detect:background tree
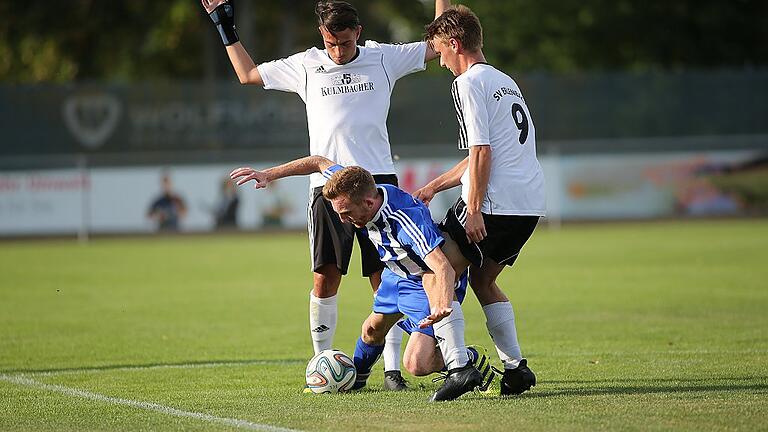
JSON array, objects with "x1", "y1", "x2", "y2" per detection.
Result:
[{"x1": 0, "y1": 0, "x2": 766, "y2": 83}]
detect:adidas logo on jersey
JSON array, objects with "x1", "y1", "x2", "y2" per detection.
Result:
[
  {"x1": 315, "y1": 66, "x2": 327, "y2": 73},
  {"x1": 311, "y1": 325, "x2": 330, "y2": 333}
]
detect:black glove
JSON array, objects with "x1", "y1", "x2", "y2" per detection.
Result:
[{"x1": 209, "y1": 1, "x2": 239, "y2": 46}]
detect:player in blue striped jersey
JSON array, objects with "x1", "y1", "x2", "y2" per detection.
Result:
[
  {"x1": 320, "y1": 164, "x2": 444, "y2": 282},
  {"x1": 231, "y1": 156, "x2": 485, "y2": 401}
]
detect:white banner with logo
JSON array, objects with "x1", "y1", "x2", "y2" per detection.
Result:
[
  {"x1": 0, "y1": 150, "x2": 764, "y2": 235},
  {"x1": 0, "y1": 165, "x2": 312, "y2": 235}
]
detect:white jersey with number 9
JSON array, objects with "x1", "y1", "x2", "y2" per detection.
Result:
[{"x1": 452, "y1": 63, "x2": 546, "y2": 216}]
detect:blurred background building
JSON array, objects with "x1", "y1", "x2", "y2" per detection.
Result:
[{"x1": 1, "y1": 0, "x2": 766, "y2": 236}]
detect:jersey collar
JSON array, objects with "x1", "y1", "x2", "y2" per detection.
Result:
[
  {"x1": 366, "y1": 186, "x2": 389, "y2": 228},
  {"x1": 324, "y1": 47, "x2": 361, "y2": 65},
  {"x1": 468, "y1": 61, "x2": 492, "y2": 70},
  {"x1": 348, "y1": 47, "x2": 361, "y2": 63}
]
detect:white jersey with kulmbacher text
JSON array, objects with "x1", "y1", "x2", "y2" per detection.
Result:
[
  {"x1": 452, "y1": 63, "x2": 546, "y2": 216},
  {"x1": 257, "y1": 41, "x2": 427, "y2": 188}
]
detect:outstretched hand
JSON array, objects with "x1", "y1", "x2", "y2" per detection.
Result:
[
  {"x1": 230, "y1": 167, "x2": 270, "y2": 189},
  {"x1": 201, "y1": 0, "x2": 228, "y2": 14},
  {"x1": 418, "y1": 305, "x2": 453, "y2": 329}
]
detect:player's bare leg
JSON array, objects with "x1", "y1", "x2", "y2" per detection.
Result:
[
  {"x1": 468, "y1": 261, "x2": 508, "y2": 305},
  {"x1": 469, "y1": 261, "x2": 536, "y2": 395},
  {"x1": 361, "y1": 312, "x2": 402, "y2": 345},
  {"x1": 440, "y1": 233, "x2": 472, "y2": 282},
  {"x1": 403, "y1": 332, "x2": 444, "y2": 376},
  {"x1": 309, "y1": 264, "x2": 342, "y2": 354}
]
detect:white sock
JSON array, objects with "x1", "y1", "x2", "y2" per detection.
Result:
[
  {"x1": 483, "y1": 302, "x2": 523, "y2": 369},
  {"x1": 309, "y1": 292, "x2": 337, "y2": 354},
  {"x1": 433, "y1": 301, "x2": 469, "y2": 370},
  {"x1": 383, "y1": 321, "x2": 403, "y2": 372}
]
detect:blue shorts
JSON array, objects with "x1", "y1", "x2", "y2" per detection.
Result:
[{"x1": 373, "y1": 269, "x2": 468, "y2": 338}]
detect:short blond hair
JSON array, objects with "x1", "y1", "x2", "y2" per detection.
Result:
[
  {"x1": 322, "y1": 166, "x2": 377, "y2": 203},
  {"x1": 425, "y1": 5, "x2": 483, "y2": 52}
]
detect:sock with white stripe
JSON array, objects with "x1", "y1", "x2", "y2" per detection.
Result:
[
  {"x1": 483, "y1": 301, "x2": 523, "y2": 369},
  {"x1": 383, "y1": 323, "x2": 403, "y2": 372},
  {"x1": 433, "y1": 301, "x2": 470, "y2": 370},
  {"x1": 309, "y1": 292, "x2": 337, "y2": 354}
]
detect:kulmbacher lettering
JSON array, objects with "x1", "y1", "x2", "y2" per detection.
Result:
[{"x1": 321, "y1": 82, "x2": 375, "y2": 97}]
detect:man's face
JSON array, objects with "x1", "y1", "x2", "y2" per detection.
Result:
[
  {"x1": 330, "y1": 194, "x2": 374, "y2": 228},
  {"x1": 432, "y1": 37, "x2": 460, "y2": 76},
  {"x1": 319, "y1": 26, "x2": 362, "y2": 65}
]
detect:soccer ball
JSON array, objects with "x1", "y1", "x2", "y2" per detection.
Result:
[{"x1": 305, "y1": 349, "x2": 357, "y2": 393}]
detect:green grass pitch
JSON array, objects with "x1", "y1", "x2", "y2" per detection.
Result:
[{"x1": 1, "y1": 220, "x2": 767, "y2": 431}]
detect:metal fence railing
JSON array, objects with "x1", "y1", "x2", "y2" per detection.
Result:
[{"x1": 2, "y1": 69, "x2": 767, "y2": 167}]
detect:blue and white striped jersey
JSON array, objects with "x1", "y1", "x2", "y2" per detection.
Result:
[{"x1": 322, "y1": 165, "x2": 444, "y2": 279}]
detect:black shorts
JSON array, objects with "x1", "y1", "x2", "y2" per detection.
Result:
[
  {"x1": 439, "y1": 197, "x2": 539, "y2": 268},
  {"x1": 309, "y1": 174, "x2": 398, "y2": 276}
]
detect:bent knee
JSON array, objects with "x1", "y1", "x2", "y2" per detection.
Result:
[
  {"x1": 360, "y1": 321, "x2": 386, "y2": 345},
  {"x1": 403, "y1": 352, "x2": 435, "y2": 376}
]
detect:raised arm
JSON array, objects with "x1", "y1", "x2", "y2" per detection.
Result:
[
  {"x1": 230, "y1": 156, "x2": 334, "y2": 189},
  {"x1": 435, "y1": 0, "x2": 451, "y2": 20},
  {"x1": 202, "y1": 0, "x2": 263, "y2": 86},
  {"x1": 225, "y1": 43, "x2": 264, "y2": 86},
  {"x1": 424, "y1": 0, "x2": 452, "y2": 62},
  {"x1": 413, "y1": 156, "x2": 468, "y2": 206}
]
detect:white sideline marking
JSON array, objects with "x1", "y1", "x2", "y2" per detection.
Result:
[
  {"x1": 21, "y1": 359, "x2": 303, "y2": 377},
  {"x1": 0, "y1": 374, "x2": 302, "y2": 432}
]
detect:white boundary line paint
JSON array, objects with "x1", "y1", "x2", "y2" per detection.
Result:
[
  {"x1": 18, "y1": 359, "x2": 303, "y2": 377},
  {"x1": 0, "y1": 373, "x2": 303, "y2": 432}
]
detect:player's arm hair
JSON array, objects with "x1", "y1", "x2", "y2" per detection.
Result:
[
  {"x1": 424, "y1": 156, "x2": 468, "y2": 194},
  {"x1": 225, "y1": 43, "x2": 264, "y2": 86},
  {"x1": 466, "y1": 145, "x2": 491, "y2": 215},
  {"x1": 422, "y1": 246, "x2": 457, "y2": 312},
  {"x1": 263, "y1": 156, "x2": 334, "y2": 182},
  {"x1": 231, "y1": 156, "x2": 334, "y2": 189},
  {"x1": 424, "y1": 0, "x2": 452, "y2": 62}
]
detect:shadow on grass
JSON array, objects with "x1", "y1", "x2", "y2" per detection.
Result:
[
  {"x1": 524, "y1": 376, "x2": 768, "y2": 398},
  {"x1": 0, "y1": 358, "x2": 305, "y2": 375},
  {"x1": 546, "y1": 376, "x2": 768, "y2": 385}
]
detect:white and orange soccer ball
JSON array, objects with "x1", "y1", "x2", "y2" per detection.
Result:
[{"x1": 305, "y1": 349, "x2": 357, "y2": 393}]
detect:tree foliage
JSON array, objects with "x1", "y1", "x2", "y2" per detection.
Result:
[
  {"x1": 0, "y1": 0, "x2": 766, "y2": 83},
  {"x1": 462, "y1": 0, "x2": 768, "y2": 72}
]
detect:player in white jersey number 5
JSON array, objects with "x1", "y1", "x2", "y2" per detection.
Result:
[
  {"x1": 415, "y1": 5, "x2": 546, "y2": 396},
  {"x1": 201, "y1": 0, "x2": 450, "y2": 390}
]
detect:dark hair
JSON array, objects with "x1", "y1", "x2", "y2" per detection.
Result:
[
  {"x1": 425, "y1": 5, "x2": 483, "y2": 52},
  {"x1": 315, "y1": 1, "x2": 360, "y2": 33}
]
